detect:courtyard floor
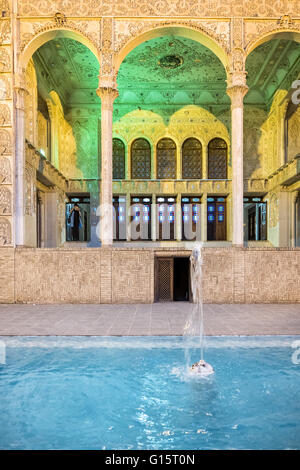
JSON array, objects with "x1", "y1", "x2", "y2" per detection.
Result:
[{"x1": 0, "y1": 303, "x2": 299, "y2": 336}]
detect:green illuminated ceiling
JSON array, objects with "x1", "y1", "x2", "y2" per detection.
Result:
[
  {"x1": 117, "y1": 36, "x2": 227, "y2": 96},
  {"x1": 116, "y1": 35, "x2": 229, "y2": 122},
  {"x1": 33, "y1": 38, "x2": 100, "y2": 107},
  {"x1": 246, "y1": 39, "x2": 300, "y2": 106},
  {"x1": 33, "y1": 35, "x2": 300, "y2": 113}
]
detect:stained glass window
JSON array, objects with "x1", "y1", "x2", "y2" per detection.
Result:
[
  {"x1": 157, "y1": 138, "x2": 176, "y2": 179},
  {"x1": 113, "y1": 139, "x2": 125, "y2": 180},
  {"x1": 131, "y1": 138, "x2": 151, "y2": 179},
  {"x1": 208, "y1": 138, "x2": 227, "y2": 179},
  {"x1": 182, "y1": 138, "x2": 202, "y2": 179}
]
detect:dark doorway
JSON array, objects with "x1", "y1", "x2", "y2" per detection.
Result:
[
  {"x1": 113, "y1": 195, "x2": 127, "y2": 241},
  {"x1": 243, "y1": 197, "x2": 267, "y2": 241},
  {"x1": 155, "y1": 256, "x2": 190, "y2": 302},
  {"x1": 173, "y1": 257, "x2": 190, "y2": 301},
  {"x1": 66, "y1": 195, "x2": 91, "y2": 242},
  {"x1": 248, "y1": 207, "x2": 256, "y2": 240}
]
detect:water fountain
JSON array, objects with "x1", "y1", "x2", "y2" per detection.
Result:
[{"x1": 184, "y1": 243, "x2": 214, "y2": 376}]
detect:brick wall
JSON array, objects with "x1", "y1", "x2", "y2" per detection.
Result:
[
  {"x1": 0, "y1": 248, "x2": 14, "y2": 303},
  {"x1": 0, "y1": 247, "x2": 298, "y2": 304}
]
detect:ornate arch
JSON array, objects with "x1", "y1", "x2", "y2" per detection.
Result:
[
  {"x1": 114, "y1": 21, "x2": 230, "y2": 76},
  {"x1": 19, "y1": 18, "x2": 101, "y2": 71},
  {"x1": 245, "y1": 23, "x2": 300, "y2": 57}
]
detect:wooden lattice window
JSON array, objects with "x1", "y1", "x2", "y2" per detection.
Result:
[
  {"x1": 208, "y1": 138, "x2": 227, "y2": 179},
  {"x1": 113, "y1": 138, "x2": 125, "y2": 180},
  {"x1": 131, "y1": 138, "x2": 151, "y2": 179},
  {"x1": 157, "y1": 138, "x2": 176, "y2": 179},
  {"x1": 182, "y1": 138, "x2": 202, "y2": 179}
]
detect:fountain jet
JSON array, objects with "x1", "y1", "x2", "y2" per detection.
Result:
[{"x1": 184, "y1": 243, "x2": 214, "y2": 376}]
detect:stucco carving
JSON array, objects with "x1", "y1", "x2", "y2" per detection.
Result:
[
  {"x1": 0, "y1": 186, "x2": 11, "y2": 215},
  {"x1": 0, "y1": 129, "x2": 11, "y2": 155},
  {"x1": 113, "y1": 106, "x2": 230, "y2": 155},
  {"x1": 100, "y1": 17, "x2": 115, "y2": 83},
  {"x1": 17, "y1": 1, "x2": 300, "y2": 18},
  {"x1": 287, "y1": 106, "x2": 300, "y2": 161},
  {"x1": 25, "y1": 59, "x2": 37, "y2": 145},
  {"x1": 0, "y1": 76, "x2": 11, "y2": 100},
  {"x1": 0, "y1": 217, "x2": 11, "y2": 245},
  {"x1": 0, "y1": 103, "x2": 11, "y2": 126},
  {"x1": 245, "y1": 17, "x2": 300, "y2": 52},
  {"x1": 0, "y1": 47, "x2": 11, "y2": 72},
  {"x1": 114, "y1": 19, "x2": 231, "y2": 55},
  {"x1": 25, "y1": 164, "x2": 36, "y2": 216},
  {"x1": 20, "y1": 17, "x2": 100, "y2": 55},
  {"x1": 0, "y1": 156, "x2": 11, "y2": 184},
  {"x1": 0, "y1": 18, "x2": 11, "y2": 44},
  {"x1": 269, "y1": 192, "x2": 279, "y2": 229},
  {"x1": 0, "y1": 0, "x2": 10, "y2": 16}
]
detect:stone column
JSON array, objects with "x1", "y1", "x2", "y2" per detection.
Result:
[
  {"x1": 88, "y1": 181, "x2": 101, "y2": 247},
  {"x1": 126, "y1": 192, "x2": 131, "y2": 242},
  {"x1": 176, "y1": 193, "x2": 182, "y2": 241},
  {"x1": 290, "y1": 191, "x2": 299, "y2": 247},
  {"x1": 176, "y1": 146, "x2": 181, "y2": 180},
  {"x1": 227, "y1": 81, "x2": 248, "y2": 247},
  {"x1": 201, "y1": 193, "x2": 207, "y2": 242},
  {"x1": 202, "y1": 144, "x2": 208, "y2": 180},
  {"x1": 151, "y1": 194, "x2": 156, "y2": 242},
  {"x1": 14, "y1": 82, "x2": 28, "y2": 247},
  {"x1": 97, "y1": 86, "x2": 119, "y2": 246}
]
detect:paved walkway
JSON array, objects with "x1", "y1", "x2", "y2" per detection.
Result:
[{"x1": 0, "y1": 303, "x2": 300, "y2": 336}]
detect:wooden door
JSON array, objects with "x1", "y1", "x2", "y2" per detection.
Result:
[
  {"x1": 215, "y1": 201, "x2": 226, "y2": 240},
  {"x1": 155, "y1": 258, "x2": 173, "y2": 302},
  {"x1": 207, "y1": 200, "x2": 226, "y2": 241}
]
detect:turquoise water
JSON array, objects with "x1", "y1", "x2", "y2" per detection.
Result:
[{"x1": 0, "y1": 336, "x2": 300, "y2": 450}]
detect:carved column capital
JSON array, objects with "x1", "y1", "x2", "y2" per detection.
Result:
[
  {"x1": 96, "y1": 86, "x2": 119, "y2": 110},
  {"x1": 226, "y1": 83, "x2": 249, "y2": 109}
]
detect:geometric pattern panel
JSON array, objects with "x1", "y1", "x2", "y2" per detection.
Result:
[
  {"x1": 157, "y1": 258, "x2": 172, "y2": 301},
  {"x1": 112, "y1": 250, "x2": 153, "y2": 303},
  {"x1": 182, "y1": 138, "x2": 202, "y2": 179},
  {"x1": 157, "y1": 138, "x2": 176, "y2": 179},
  {"x1": 131, "y1": 138, "x2": 151, "y2": 179},
  {"x1": 113, "y1": 138, "x2": 125, "y2": 180},
  {"x1": 208, "y1": 138, "x2": 227, "y2": 179}
]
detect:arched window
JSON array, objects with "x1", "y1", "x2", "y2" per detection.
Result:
[
  {"x1": 157, "y1": 138, "x2": 176, "y2": 179},
  {"x1": 113, "y1": 138, "x2": 125, "y2": 180},
  {"x1": 208, "y1": 138, "x2": 227, "y2": 179},
  {"x1": 182, "y1": 138, "x2": 202, "y2": 179},
  {"x1": 131, "y1": 138, "x2": 151, "y2": 179}
]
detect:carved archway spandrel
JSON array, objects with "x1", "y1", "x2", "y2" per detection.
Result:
[
  {"x1": 20, "y1": 13, "x2": 101, "y2": 64},
  {"x1": 245, "y1": 16, "x2": 300, "y2": 55},
  {"x1": 114, "y1": 19, "x2": 231, "y2": 66}
]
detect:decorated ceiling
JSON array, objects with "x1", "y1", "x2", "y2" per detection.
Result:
[
  {"x1": 246, "y1": 39, "x2": 300, "y2": 106},
  {"x1": 117, "y1": 36, "x2": 227, "y2": 94},
  {"x1": 33, "y1": 36, "x2": 300, "y2": 115},
  {"x1": 33, "y1": 38, "x2": 100, "y2": 108}
]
